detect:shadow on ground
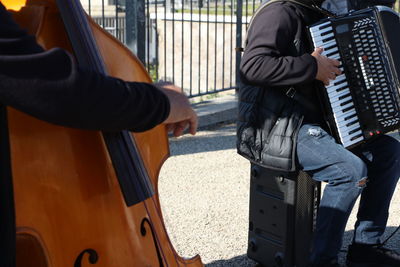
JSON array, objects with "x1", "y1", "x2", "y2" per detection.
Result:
[
  {"x1": 204, "y1": 226, "x2": 400, "y2": 267},
  {"x1": 205, "y1": 254, "x2": 257, "y2": 267},
  {"x1": 169, "y1": 124, "x2": 237, "y2": 156},
  {"x1": 169, "y1": 128, "x2": 400, "y2": 157}
]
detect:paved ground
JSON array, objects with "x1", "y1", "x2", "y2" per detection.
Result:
[{"x1": 158, "y1": 122, "x2": 400, "y2": 266}]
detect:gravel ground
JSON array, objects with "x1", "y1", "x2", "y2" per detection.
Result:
[{"x1": 158, "y1": 123, "x2": 400, "y2": 266}]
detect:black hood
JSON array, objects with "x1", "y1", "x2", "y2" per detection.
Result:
[
  {"x1": 349, "y1": 0, "x2": 396, "y2": 9},
  {"x1": 296, "y1": 0, "x2": 325, "y2": 6}
]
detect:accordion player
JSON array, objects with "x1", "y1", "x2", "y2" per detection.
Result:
[{"x1": 308, "y1": 5, "x2": 400, "y2": 149}]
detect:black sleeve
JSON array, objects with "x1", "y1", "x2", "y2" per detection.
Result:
[
  {"x1": 240, "y1": 3, "x2": 318, "y2": 87},
  {"x1": 0, "y1": 3, "x2": 170, "y2": 132}
]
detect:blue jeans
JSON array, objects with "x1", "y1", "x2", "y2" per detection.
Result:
[{"x1": 296, "y1": 124, "x2": 400, "y2": 265}]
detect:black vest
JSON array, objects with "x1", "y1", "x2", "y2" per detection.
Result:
[{"x1": 236, "y1": 1, "x2": 326, "y2": 171}]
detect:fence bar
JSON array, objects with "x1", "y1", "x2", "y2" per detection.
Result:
[
  {"x1": 146, "y1": 0, "x2": 150, "y2": 69},
  {"x1": 213, "y1": 0, "x2": 217, "y2": 92},
  {"x1": 190, "y1": 0, "x2": 193, "y2": 95},
  {"x1": 126, "y1": 0, "x2": 146, "y2": 63},
  {"x1": 222, "y1": 0, "x2": 226, "y2": 91},
  {"x1": 236, "y1": 0, "x2": 243, "y2": 85},
  {"x1": 154, "y1": 0, "x2": 159, "y2": 80},
  {"x1": 206, "y1": 0, "x2": 210, "y2": 93},
  {"x1": 230, "y1": 0, "x2": 233, "y2": 88},
  {"x1": 197, "y1": 2, "x2": 202, "y2": 95},
  {"x1": 164, "y1": 0, "x2": 167, "y2": 80},
  {"x1": 181, "y1": 5, "x2": 184, "y2": 90},
  {"x1": 102, "y1": 0, "x2": 105, "y2": 29},
  {"x1": 172, "y1": 0, "x2": 176, "y2": 84}
]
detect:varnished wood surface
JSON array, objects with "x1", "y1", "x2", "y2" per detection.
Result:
[{"x1": 4, "y1": 0, "x2": 203, "y2": 266}]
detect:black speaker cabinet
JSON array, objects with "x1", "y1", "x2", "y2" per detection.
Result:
[{"x1": 247, "y1": 164, "x2": 321, "y2": 267}]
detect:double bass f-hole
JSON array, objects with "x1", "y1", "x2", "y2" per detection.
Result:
[
  {"x1": 74, "y1": 249, "x2": 99, "y2": 267},
  {"x1": 141, "y1": 218, "x2": 164, "y2": 267},
  {"x1": 72, "y1": 219, "x2": 164, "y2": 267}
]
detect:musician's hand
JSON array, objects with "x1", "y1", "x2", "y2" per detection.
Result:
[
  {"x1": 312, "y1": 47, "x2": 341, "y2": 86},
  {"x1": 156, "y1": 82, "x2": 198, "y2": 137}
]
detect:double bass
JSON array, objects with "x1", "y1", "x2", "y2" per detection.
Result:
[{"x1": 1, "y1": 0, "x2": 203, "y2": 266}]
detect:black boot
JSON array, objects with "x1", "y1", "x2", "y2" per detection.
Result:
[
  {"x1": 347, "y1": 243, "x2": 400, "y2": 267},
  {"x1": 310, "y1": 259, "x2": 340, "y2": 267}
]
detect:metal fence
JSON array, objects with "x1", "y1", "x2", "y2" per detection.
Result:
[
  {"x1": 93, "y1": 16, "x2": 126, "y2": 43},
  {"x1": 82, "y1": 0, "x2": 255, "y2": 97},
  {"x1": 83, "y1": 0, "x2": 400, "y2": 98}
]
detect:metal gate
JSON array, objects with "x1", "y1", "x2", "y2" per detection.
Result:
[{"x1": 83, "y1": 0, "x2": 400, "y2": 98}]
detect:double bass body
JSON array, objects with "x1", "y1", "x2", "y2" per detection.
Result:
[{"x1": 3, "y1": 0, "x2": 203, "y2": 266}]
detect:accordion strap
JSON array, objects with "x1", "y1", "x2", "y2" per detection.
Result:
[{"x1": 284, "y1": 86, "x2": 319, "y2": 112}]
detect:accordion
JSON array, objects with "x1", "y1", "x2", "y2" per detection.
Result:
[{"x1": 308, "y1": 6, "x2": 400, "y2": 149}]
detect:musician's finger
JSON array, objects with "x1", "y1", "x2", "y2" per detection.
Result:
[
  {"x1": 328, "y1": 65, "x2": 341, "y2": 76},
  {"x1": 331, "y1": 58, "x2": 341, "y2": 66},
  {"x1": 177, "y1": 122, "x2": 190, "y2": 136},
  {"x1": 165, "y1": 122, "x2": 180, "y2": 136},
  {"x1": 173, "y1": 127, "x2": 185, "y2": 137},
  {"x1": 334, "y1": 67, "x2": 342, "y2": 76},
  {"x1": 166, "y1": 123, "x2": 174, "y2": 132},
  {"x1": 328, "y1": 72, "x2": 336, "y2": 80},
  {"x1": 168, "y1": 123, "x2": 182, "y2": 137},
  {"x1": 314, "y1": 47, "x2": 324, "y2": 55},
  {"x1": 188, "y1": 117, "x2": 198, "y2": 135},
  {"x1": 176, "y1": 121, "x2": 190, "y2": 137}
]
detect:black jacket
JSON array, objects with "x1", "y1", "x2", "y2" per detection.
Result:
[
  {"x1": 237, "y1": 1, "x2": 326, "y2": 171},
  {"x1": 0, "y1": 3, "x2": 170, "y2": 132}
]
